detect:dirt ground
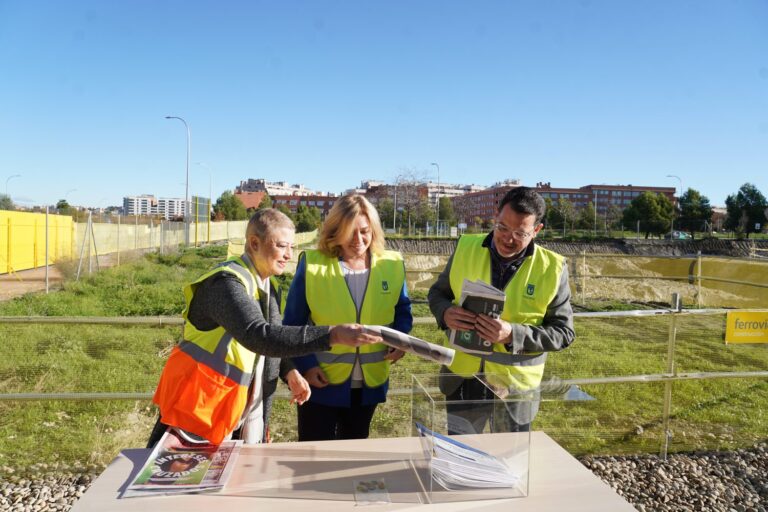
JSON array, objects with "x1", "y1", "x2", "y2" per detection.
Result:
[
  {"x1": 0, "y1": 266, "x2": 65, "y2": 301},
  {"x1": 0, "y1": 254, "x2": 116, "y2": 301}
]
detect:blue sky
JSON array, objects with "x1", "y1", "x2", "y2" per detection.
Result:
[{"x1": 1, "y1": 0, "x2": 767, "y2": 208}]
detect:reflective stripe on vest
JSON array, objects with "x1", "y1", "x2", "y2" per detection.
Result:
[
  {"x1": 303, "y1": 249, "x2": 405, "y2": 387},
  {"x1": 152, "y1": 254, "x2": 261, "y2": 444},
  {"x1": 446, "y1": 236, "x2": 563, "y2": 390}
]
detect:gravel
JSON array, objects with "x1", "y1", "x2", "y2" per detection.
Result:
[
  {"x1": 1, "y1": 444, "x2": 766, "y2": 511},
  {"x1": 580, "y1": 442, "x2": 768, "y2": 512}
]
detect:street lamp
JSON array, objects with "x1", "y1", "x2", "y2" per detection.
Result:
[
  {"x1": 165, "y1": 115, "x2": 191, "y2": 245},
  {"x1": 431, "y1": 162, "x2": 440, "y2": 235},
  {"x1": 5, "y1": 174, "x2": 20, "y2": 198},
  {"x1": 666, "y1": 174, "x2": 683, "y2": 233}
]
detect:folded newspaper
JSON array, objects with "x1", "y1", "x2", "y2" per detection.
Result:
[
  {"x1": 364, "y1": 325, "x2": 455, "y2": 366},
  {"x1": 449, "y1": 279, "x2": 506, "y2": 355},
  {"x1": 415, "y1": 422, "x2": 519, "y2": 490},
  {"x1": 122, "y1": 430, "x2": 242, "y2": 498}
]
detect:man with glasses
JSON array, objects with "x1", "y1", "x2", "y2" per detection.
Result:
[{"x1": 428, "y1": 186, "x2": 575, "y2": 434}]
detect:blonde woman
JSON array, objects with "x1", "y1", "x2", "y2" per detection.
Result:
[{"x1": 284, "y1": 195, "x2": 413, "y2": 441}]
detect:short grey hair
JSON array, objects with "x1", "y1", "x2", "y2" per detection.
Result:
[{"x1": 245, "y1": 209, "x2": 294, "y2": 240}]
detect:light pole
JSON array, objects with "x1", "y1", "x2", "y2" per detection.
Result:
[
  {"x1": 5, "y1": 174, "x2": 20, "y2": 198},
  {"x1": 593, "y1": 190, "x2": 598, "y2": 237},
  {"x1": 165, "y1": 115, "x2": 191, "y2": 245},
  {"x1": 431, "y1": 162, "x2": 440, "y2": 235},
  {"x1": 666, "y1": 174, "x2": 682, "y2": 234}
]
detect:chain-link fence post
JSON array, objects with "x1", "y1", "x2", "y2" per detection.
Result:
[
  {"x1": 696, "y1": 251, "x2": 702, "y2": 308},
  {"x1": 581, "y1": 251, "x2": 587, "y2": 304},
  {"x1": 660, "y1": 292, "x2": 681, "y2": 459}
]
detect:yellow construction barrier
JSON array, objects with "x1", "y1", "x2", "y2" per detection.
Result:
[{"x1": 0, "y1": 211, "x2": 73, "y2": 275}]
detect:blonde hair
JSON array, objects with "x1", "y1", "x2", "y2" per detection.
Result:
[
  {"x1": 318, "y1": 194, "x2": 386, "y2": 257},
  {"x1": 246, "y1": 208, "x2": 294, "y2": 241}
]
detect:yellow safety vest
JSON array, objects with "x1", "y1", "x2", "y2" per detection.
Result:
[
  {"x1": 153, "y1": 254, "x2": 261, "y2": 444},
  {"x1": 447, "y1": 235, "x2": 564, "y2": 390},
  {"x1": 304, "y1": 249, "x2": 405, "y2": 387}
]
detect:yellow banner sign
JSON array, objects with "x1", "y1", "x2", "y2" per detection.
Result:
[{"x1": 725, "y1": 311, "x2": 768, "y2": 344}]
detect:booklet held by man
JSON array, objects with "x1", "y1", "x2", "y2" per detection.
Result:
[
  {"x1": 122, "y1": 429, "x2": 242, "y2": 498},
  {"x1": 449, "y1": 279, "x2": 506, "y2": 355}
]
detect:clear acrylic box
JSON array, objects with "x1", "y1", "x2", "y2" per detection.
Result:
[{"x1": 410, "y1": 373, "x2": 533, "y2": 503}]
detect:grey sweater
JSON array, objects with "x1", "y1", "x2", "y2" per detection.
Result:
[{"x1": 186, "y1": 271, "x2": 332, "y2": 440}]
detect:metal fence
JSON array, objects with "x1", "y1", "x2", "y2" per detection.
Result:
[
  {"x1": 0, "y1": 304, "x2": 766, "y2": 468},
  {"x1": 402, "y1": 252, "x2": 768, "y2": 309}
]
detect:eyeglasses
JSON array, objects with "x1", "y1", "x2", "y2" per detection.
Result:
[{"x1": 494, "y1": 223, "x2": 536, "y2": 242}]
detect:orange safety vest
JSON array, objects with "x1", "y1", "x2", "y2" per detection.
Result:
[{"x1": 152, "y1": 254, "x2": 261, "y2": 444}]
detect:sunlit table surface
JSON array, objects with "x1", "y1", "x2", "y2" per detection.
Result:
[{"x1": 70, "y1": 431, "x2": 634, "y2": 511}]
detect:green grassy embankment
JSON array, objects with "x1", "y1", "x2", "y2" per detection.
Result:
[{"x1": 0, "y1": 245, "x2": 766, "y2": 474}]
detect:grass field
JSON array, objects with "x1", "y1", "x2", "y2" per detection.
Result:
[{"x1": 0, "y1": 245, "x2": 766, "y2": 474}]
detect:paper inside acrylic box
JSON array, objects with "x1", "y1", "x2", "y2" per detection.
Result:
[
  {"x1": 122, "y1": 429, "x2": 242, "y2": 498},
  {"x1": 415, "y1": 422, "x2": 519, "y2": 490},
  {"x1": 449, "y1": 279, "x2": 506, "y2": 355}
]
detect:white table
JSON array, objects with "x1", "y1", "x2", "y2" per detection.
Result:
[{"x1": 71, "y1": 432, "x2": 635, "y2": 511}]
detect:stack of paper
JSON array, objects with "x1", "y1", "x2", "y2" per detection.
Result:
[{"x1": 415, "y1": 423, "x2": 519, "y2": 490}]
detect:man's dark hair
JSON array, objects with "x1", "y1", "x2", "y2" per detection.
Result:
[{"x1": 498, "y1": 186, "x2": 546, "y2": 224}]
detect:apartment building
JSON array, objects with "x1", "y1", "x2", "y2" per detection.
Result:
[
  {"x1": 122, "y1": 195, "x2": 156, "y2": 216},
  {"x1": 237, "y1": 179, "x2": 318, "y2": 196},
  {"x1": 535, "y1": 183, "x2": 676, "y2": 215},
  {"x1": 271, "y1": 194, "x2": 338, "y2": 217},
  {"x1": 452, "y1": 180, "x2": 521, "y2": 224}
]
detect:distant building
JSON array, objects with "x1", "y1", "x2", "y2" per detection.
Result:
[
  {"x1": 122, "y1": 195, "x2": 187, "y2": 220},
  {"x1": 235, "y1": 190, "x2": 267, "y2": 210},
  {"x1": 157, "y1": 197, "x2": 187, "y2": 220},
  {"x1": 271, "y1": 194, "x2": 338, "y2": 218},
  {"x1": 452, "y1": 180, "x2": 521, "y2": 225},
  {"x1": 535, "y1": 182, "x2": 676, "y2": 215},
  {"x1": 123, "y1": 195, "x2": 156, "y2": 216},
  {"x1": 237, "y1": 179, "x2": 319, "y2": 197}
]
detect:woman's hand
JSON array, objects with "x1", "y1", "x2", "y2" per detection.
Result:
[
  {"x1": 329, "y1": 324, "x2": 383, "y2": 347},
  {"x1": 285, "y1": 369, "x2": 311, "y2": 405},
  {"x1": 384, "y1": 348, "x2": 405, "y2": 363},
  {"x1": 303, "y1": 366, "x2": 330, "y2": 388}
]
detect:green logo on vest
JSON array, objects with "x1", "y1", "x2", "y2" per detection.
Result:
[
  {"x1": 526, "y1": 284, "x2": 535, "y2": 296},
  {"x1": 382, "y1": 280, "x2": 389, "y2": 292}
]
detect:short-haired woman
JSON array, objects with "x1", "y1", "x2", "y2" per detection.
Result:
[
  {"x1": 284, "y1": 195, "x2": 413, "y2": 441},
  {"x1": 148, "y1": 208, "x2": 381, "y2": 447}
]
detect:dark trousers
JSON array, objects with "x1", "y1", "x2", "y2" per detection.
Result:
[
  {"x1": 297, "y1": 388, "x2": 378, "y2": 441},
  {"x1": 445, "y1": 378, "x2": 531, "y2": 435}
]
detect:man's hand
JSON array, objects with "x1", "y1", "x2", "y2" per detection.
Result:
[
  {"x1": 329, "y1": 324, "x2": 383, "y2": 347},
  {"x1": 384, "y1": 348, "x2": 405, "y2": 363},
  {"x1": 303, "y1": 366, "x2": 329, "y2": 388},
  {"x1": 474, "y1": 314, "x2": 512, "y2": 344},
  {"x1": 443, "y1": 306, "x2": 477, "y2": 331},
  {"x1": 285, "y1": 369, "x2": 311, "y2": 405}
]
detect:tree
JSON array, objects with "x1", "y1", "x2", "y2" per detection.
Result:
[
  {"x1": 577, "y1": 202, "x2": 597, "y2": 231},
  {"x1": 56, "y1": 199, "x2": 72, "y2": 216},
  {"x1": 678, "y1": 188, "x2": 713, "y2": 238},
  {"x1": 376, "y1": 198, "x2": 395, "y2": 231},
  {"x1": 0, "y1": 194, "x2": 14, "y2": 211},
  {"x1": 438, "y1": 197, "x2": 456, "y2": 226},
  {"x1": 214, "y1": 191, "x2": 248, "y2": 220},
  {"x1": 725, "y1": 183, "x2": 767, "y2": 238},
  {"x1": 276, "y1": 204, "x2": 293, "y2": 220},
  {"x1": 548, "y1": 198, "x2": 576, "y2": 233},
  {"x1": 257, "y1": 194, "x2": 273, "y2": 210},
  {"x1": 622, "y1": 192, "x2": 674, "y2": 238},
  {"x1": 294, "y1": 204, "x2": 321, "y2": 233},
  {"x1": 414, "y1": 198, "x2": 436, "y2": 233},
  {"x1": 605, "y1": 204, "x2": 624, "y2": 233}
]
